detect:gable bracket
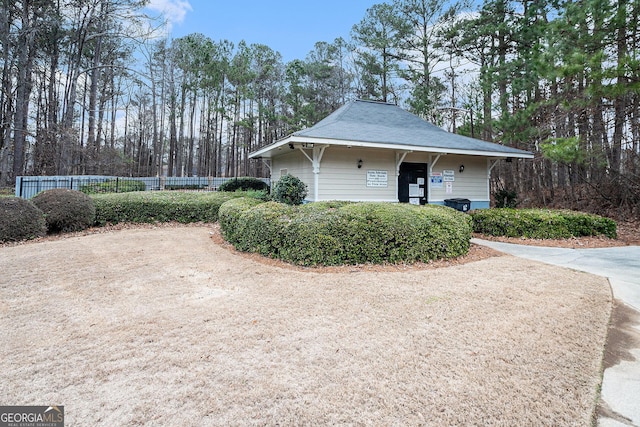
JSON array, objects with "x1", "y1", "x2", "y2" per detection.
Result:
[
  {"x1": 395, "y1": 151, "x2": 412, "y2": 175},
  {"x1": 298, "y1": 147, "x2": 314, "y2": 164},
  {"x1": 298, "y1": 145, "x2": 328, "y2": 173},
  {"x1": 260, "y1": 158, "x2": 271, "y2": 173},
  {"x1": 429, "y1": 154, "x2": 443, "y2": 174},
  {"x1": 488, "y1": 159, "x2": 499, "y2": 174}
]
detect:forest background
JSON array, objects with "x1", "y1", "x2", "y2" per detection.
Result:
[{"x1": 1, "y1": 0, "x2": 638, "y2": 218}]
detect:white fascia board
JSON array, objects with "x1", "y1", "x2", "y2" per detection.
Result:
[
  {"x1": 248, "y1": 136, "x2": 295, "y2": 158},
  {"x1": 250, "y1": 136, "x2": 534, "y2": 159}
]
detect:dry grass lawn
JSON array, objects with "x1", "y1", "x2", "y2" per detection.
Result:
[{"x1": 0, "y1": 226, "x2": 612, "y2": 425}]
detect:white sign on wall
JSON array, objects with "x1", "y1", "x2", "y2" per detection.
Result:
[
  {"x1": 366, "y1": 170, "x2": 388, "y2": 187},
  {"x1": 430, "y1": 172, "x2": 443, "y2": 188}
]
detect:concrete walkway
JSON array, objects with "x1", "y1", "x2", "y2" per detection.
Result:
[{"x1": 472, "y1": 239, "x2": 640, "y2": 427}]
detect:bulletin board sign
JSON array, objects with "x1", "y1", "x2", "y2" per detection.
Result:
[{"x1": 366, "y1": 170, "x2": 388, "y2": 187}]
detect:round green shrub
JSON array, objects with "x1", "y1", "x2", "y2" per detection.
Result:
[
  {"x1": 0, "y1": 197, "x2": 47, "y2": 242},
  {"x1": 218, "y1": 177, "x2": 269, "y2": 192},
  {"x1": 219, "y1": 200, "x2": 472, "y2": 266},
  {"x1": 32, "y1": 189, "x2": 96, "y2": 233},
  {"x1": 271, "y1": 174, "x2": 308, "y2": 205}
]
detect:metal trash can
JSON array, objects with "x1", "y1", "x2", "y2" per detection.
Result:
[{"x1": 444, "y1": 198, "x2": 471, "y2": 212}]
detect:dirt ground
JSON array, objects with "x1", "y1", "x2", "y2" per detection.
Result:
[{"x1": 0, "y1": 225, "x2": 613, "y2": 425}]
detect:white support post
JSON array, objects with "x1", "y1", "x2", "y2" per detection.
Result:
[
  {"x1": 487, "y1": 159, "x2": 499, "y2": 202},
  {"x1": 395, "y1": 151, "x2": 411, "y2": 203},
  {"x1": 427, "y1": 154, "x2": 443, "y2": 204},
  {"x1": 312, "y1": 145, "x2": 326, "y2": 201},
  {"x1": 298, "y1": 145, "x2": 327, "y2": 201},
  {"x1": 395, "y1": 151, "x2": 410, "y2": 174}
]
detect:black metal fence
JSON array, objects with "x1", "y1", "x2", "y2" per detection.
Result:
[{"x1": 15, "y1": 176, "x2": 270, "y2": 199}]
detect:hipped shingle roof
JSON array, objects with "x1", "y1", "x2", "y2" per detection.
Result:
[{"x1": 250, "y1": 99, "x2": 534, "y2": 159}]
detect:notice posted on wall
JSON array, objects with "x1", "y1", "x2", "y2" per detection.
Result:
[
  {"x1": 367, "y1": 170, "x2": 388, "y2": 187},
  {"x1": 430, "y1": 172, "x2": 443, "y2": 188}
]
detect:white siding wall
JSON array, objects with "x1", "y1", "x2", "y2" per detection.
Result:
[
  {"x1": 271, "y1": 151, "x2": 315, "y2": 197},
  {"x1": 271, "y1": 148, "x2": 490, "y2": 205},
  {"x1": 318, "y1": 147, "x2": 398, "y2": 201},
  {"x1": 427, "y1": 155, "x2": 488, "y2": 203}
]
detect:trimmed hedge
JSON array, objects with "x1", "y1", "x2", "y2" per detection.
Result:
[
  {"x1": 219, "y1": 199, "x2": 472, "y2": 266},
  {"x1": 219, "y1": 198, "x2": 291, "y2": 253},
  {"x1": 80, "y1": 179, "x2": 146, "y2": 194},
  {"x1": 92, "y1": 191, "x2": 248, "y2": 225},
  {"x1": 218, "y1": 177, "x2": 269, "y2": 192},
  {"x1": 470, "y1": 208, "x2": 617, "y2": 239},
  {"x1": 32, "y1": 189, "x2": 96, "y2": 233},
  {"x1": 0, "y1": 197, "x2": 47, "y2": 242}
]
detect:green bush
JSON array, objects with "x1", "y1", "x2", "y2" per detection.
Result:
[
  {"x1": 218, "y1": 177, "x2": 269, "y2": 192},
  {"x1": 470, "y1": 208, "x2": 617, "y2": 239},
  {"x1": 92, "y1": 191, "x2": 251, "y2": 225},
  {"x1": 235, "y1": 189, "x2": 270, "y2": 201},
  {"x1": 164, "y1": 184, "x2": 203, "y2": 190},
  {"x1": 0, "y1": 197, "x2": 47, "y2": 242},
  {"x1": 32, "y1": 189, "x2": 96, "y2": 233},
  {"x1": 271, "y1": 174, "x2": 307, "y2": 205},
  {"x1": 494, "y1": 189, "x2": 518, "y2": 208},
  {"x1": 80, "y1": 179, "x2": 146, "y2": 194},
  {"x1": 219, "y1": 200, "x2": 472, "y2": 266}
]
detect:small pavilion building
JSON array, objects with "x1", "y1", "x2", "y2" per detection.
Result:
[{"x1": 249, "y1": 99, "x2": 534, "y2": 209}]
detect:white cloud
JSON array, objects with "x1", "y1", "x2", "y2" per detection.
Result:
[{"x1": 146, "y1": 0, "x2": 192, "y2": 31}]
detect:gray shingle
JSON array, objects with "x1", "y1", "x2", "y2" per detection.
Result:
[{"x1": 294, "y1": 99, "x2": 532, "y2": 156}]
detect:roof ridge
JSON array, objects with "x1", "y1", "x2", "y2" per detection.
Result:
[{"x1": 354, "y1": 98, "x2": 396, "y2": 106}]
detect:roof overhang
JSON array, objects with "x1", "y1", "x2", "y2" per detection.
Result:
[{"x1": 249, "y1": 135, "x2": 535, "y2": 160}]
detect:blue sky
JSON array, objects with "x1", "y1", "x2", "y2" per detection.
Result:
[{"x1": 146, "y1": 0, "x2": 380, "y2": 62}]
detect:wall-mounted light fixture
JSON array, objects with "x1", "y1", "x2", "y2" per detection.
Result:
[
  {"x1": 459, "y1": 164, "x2": 465, "y2": 173},
  {"x1": 357, "y1": 159, "x2": 363, "y2": 169}
]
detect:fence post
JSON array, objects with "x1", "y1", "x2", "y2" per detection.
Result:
[{"x1": 116, "y1": 177, "x2": 119, "y2": 193}]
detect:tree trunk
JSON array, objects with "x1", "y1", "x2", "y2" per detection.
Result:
[
  {"x1": 611, "y1": 0, "x2": 627, "y2": 173},
  {"x1": 12, "y1": 0, "x2": 36, "y2": 179}
]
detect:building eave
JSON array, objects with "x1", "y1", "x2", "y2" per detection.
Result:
[{"x1": 249, "y1": 135, "x2": 534, "y2": 160}]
